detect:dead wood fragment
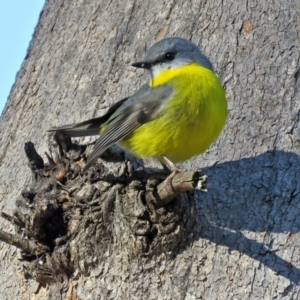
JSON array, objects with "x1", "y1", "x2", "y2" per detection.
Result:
[
  {"x1": 146, "y1": 171, "x2": 207, "y2": 208},
  {"x1": 0, "y1": 229, "x2": 49, "y2": 254},
  {"x1": 44, "y1": 151, "x2": 56, "y2": 168},
  {"x1": 0, "y1": 211, "x2": 24, "y2": 227},
  {"x1": 24, "y1": 142, "x2": 44, "y2": 170}
]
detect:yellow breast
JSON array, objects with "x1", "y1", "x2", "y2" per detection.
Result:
[{"x1": 121, "y1": 63, "x2": 227, "y2": 162}]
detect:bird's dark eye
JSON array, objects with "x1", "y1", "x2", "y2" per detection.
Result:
[{"x1": 165, "y1": 52, "x2": 175, "y2": 61}]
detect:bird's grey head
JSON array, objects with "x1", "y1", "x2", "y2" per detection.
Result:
[{"x1": 132, "y1": 37, "x2": 213, "y2": 78}]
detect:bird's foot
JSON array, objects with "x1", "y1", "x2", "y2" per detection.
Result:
[{"x1": 160, "y1": 155, "x2": 184, "y2": 192}]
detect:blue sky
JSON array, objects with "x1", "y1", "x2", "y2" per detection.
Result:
[{"x1": 0, "y1": 1, "x2": 45, "y2": 115}]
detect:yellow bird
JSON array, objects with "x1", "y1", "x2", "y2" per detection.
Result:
[{"x1": 49, "y1": 37, "x2": 227, "y2": 173}]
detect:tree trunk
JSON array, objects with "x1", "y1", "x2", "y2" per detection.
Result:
[{"x1": 0, "y1": 0, "x2": 300, "y2": 299}]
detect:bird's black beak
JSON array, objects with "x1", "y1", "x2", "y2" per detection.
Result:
[{"x1": 132, "y1": 61, "x2": 152, "y2": 69}]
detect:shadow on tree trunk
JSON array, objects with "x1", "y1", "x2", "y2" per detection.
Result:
[{"x1": 191, "y1": 150, "x2": 300, "y2": 295}]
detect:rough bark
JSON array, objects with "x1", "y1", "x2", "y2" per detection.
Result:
[{"x1": 0, "y1": 0, "x2": 300, "y2": 299}]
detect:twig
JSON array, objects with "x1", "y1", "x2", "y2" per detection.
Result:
[
  {"x1": 0, "y1": 229, "x2": 50, "y2": 254},
  {"x1": 44, "y1": 151, "x2": 56, "y2": 168},
  {"x1": 0, "y1": 211, "x2": 24, "y2": 227}
]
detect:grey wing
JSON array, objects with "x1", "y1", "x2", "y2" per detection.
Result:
[
  {"x1": 83, "y1": 84, "x2": 173, "y2": 171},
  {"x1": 48, "y1": 97, "x2": 129, "y2": 137}
]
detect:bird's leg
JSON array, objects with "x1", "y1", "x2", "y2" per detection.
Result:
[
  {"x1": 159, "y1": 155, "x2": 183, "y2": 191},
  {"x1": 160, "y1": 155, "x2": 181, "y2": 174},
  {"x1": 157, "y1": 156, "x2": 172, "y2": 173}
]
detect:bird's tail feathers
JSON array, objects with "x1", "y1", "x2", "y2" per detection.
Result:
[
  {"x1": 48, "y1": 97, "x2": 129, "y2": 138},
  {"x1": 48, "y1": 116, "x2": 110, "y2": 137}
]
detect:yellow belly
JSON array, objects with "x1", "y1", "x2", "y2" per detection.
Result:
[{"x1": 120, "y1": 63, "x2": 227, "y2": 163}]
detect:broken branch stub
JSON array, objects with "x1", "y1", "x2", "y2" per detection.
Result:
[{"x1": 0, "y1": 137, "x2": 206, "y2": 284}]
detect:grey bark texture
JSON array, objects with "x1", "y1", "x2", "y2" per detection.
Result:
[{"x1": 0, "y1": 0, "x2": 300, "y2": 299}]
